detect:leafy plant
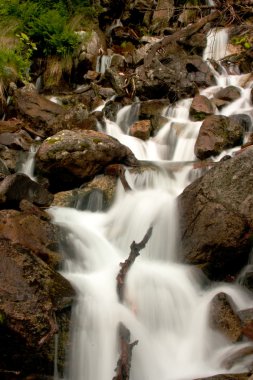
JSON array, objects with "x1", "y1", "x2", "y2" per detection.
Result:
[{"x1": 231, "y1": 34, "x2": 252, "y2": 50}]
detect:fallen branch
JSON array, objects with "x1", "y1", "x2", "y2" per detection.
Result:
[
  {"x1": 144, "y1": 10, "x2": 220, "y2": 68},
  {"x1": 116, "y1": 226, "x2": 153, "y2": 302},
  {"x1": 113, "y1": 227, "x2": 153, "y2": 380},
  {"x1": 112, "y1": 323, "x2": 138, "y2": 380}
]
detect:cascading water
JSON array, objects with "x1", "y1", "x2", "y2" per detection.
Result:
[
  {"x1": 50, "y1": 28, "x2": 253, "y2": 380},
  {"x1": 19, "y1": 143, "x2": 39, "y2": 180}
]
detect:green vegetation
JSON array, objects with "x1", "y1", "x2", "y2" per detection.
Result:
[
  {"x1": 231, "y1": 34, "x2": 252, "y2": 50},
  {"x1": 0, "y1": 0, "x2": 100, "y2": 89}
]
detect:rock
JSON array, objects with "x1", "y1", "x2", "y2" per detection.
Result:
[
  {"x1": 0, "y1": 129, "x2": 33, "y2": 151},
  {"x1": 178, "y1": 147, "x2": 253, "y2": 281},
  {"x1": 0, "y1": 237, "x2": 74, "y2": 377},
  {"x1": 189, "y1": 95, "x2": 216, "y2": 121},
  {"x1": 238, "y1": 308, "x2": 253, "y2": 341},
  {"x1": 104, "y1": 67, "x2": 128, "y2": 97},
  {"x1": 135, "y1": 54, "x2": 215, "y2": 101},
  {"x1": 0, "y1": 118, "x2": 24, "y2": 133},
  {"x1": 76, "y1": 29, "x2": 107, "y2": 73},
  {"x1": 209, "y1": 292, "x2": 242, "y2": 342},
  {"x1": 194, "y1": 115, "x2": 244, "y2": 159},
  {"x1": 139, "y1": 100, "x2": 170, "y2": 117},
  {"x1": 52, "y1": 174, "x2": 117, "y2": 210},
  {"x1": 229, "y1": 114, "x2": 252, "y2": 132},
  {"x1": 35, "y1": 129, "x2": 138, "y2": 191},
  {"x1": 151, "y1": 0, "x2": 174, "y2": 32},
  {"x1": 47, "y1": 103, "x2": 92, "y2": 135},
  {"x1": 0, "y1": 173, "x2": 53, "y2": 208},
  {"x1": 214, "y1": 85, "x2": 241, "y2": 103},
  {"x1": 0, "y1": 208, "x2": 61, "y2": 268},
  {"x1": 0, "y1": 145, "x2": 23, "y2": 173},
  {"x1": 130, "y1": 119, "x2": 151, "y2": 140},
  {"x1": 13, "y1": 85, "x2": 65, "y2": 137}
]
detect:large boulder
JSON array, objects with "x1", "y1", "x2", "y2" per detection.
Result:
[
  {"x1": 0, "y1": 235, "x2": 75, "y2": 377},
  {"x1": 35, "y1": 129, "x2": 138, "y2": 191},
  {"x1": 194, "y1": 115, "x2": 245, "y2": 160},
  {"x1": 178, "y1": 147, "x2": 253, "y2": 281}
]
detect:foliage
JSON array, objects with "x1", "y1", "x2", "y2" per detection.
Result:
[
  {"x1": 230, "y1": 34, "x2": 252, "y2": 50},
  {"x1": 0, "y1": 0, "x2": 97, "y2": 58}
]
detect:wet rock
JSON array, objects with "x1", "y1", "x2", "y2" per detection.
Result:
[
  {"x1": 209, "y1": 292, "x2": 242, "y2": 342},
  {"x1": 194, "y1": 115, "x2": 244, "y2": 160},
  {"x1": 130, "y1": 119, "x2": 151, "y2": 140},
  {"x1": 178, "y1": 147, "x2": 253, "y2": 281},
  {"x1": 52, "y1": 174, "x2": 117, "y2": 210},
  {"x1": 189, "y1": 95, "x2": 216, "y2": 121},
  {"x1": 0, "y1": 173, "x2": 53, "y2": 208},
  {"x1": 35, "y1": 129, "x2": 137, "y2": 191},
  {"x1": 139, "y1": 99, "x2": 170, "y2": 117},
  {"x1": 214, "y1": 85, "x2": 241, "y2": 103}
]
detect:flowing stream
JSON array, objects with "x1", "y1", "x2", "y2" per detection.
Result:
[{"x1": 49, "y1": 29, "x2": 253, "y2": 380}]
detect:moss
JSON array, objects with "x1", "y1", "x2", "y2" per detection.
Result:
[
  {"x1": 45, "y1": 137, "x2": 61, "y2": 144},
  {"x1": 0, "y1": 311, "x2": 6, "y2": 324}
]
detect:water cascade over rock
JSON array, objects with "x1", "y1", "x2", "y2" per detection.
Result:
[{"x1": 1, "y1": 3, "x2": 253, "y2": 380}]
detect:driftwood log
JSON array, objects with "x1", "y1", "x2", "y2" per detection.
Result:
[{"x1": 113, "y1": 227, "x2": 153, "y2": 380}]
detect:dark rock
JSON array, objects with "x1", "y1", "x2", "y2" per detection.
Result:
[
  {"x1": 194, "y1": 115, "x2": 244, "y2": 159},
  {"x1": 135, "y1": 54, "x2": 215, "y2": 101},
  {"x1": 0, "y1": 237, "x2": 75, "y2": 377},
  {"x1": 0, "y1": 173, "x2": 53, "y2": 208},
  {"x1": 178, "y1": 147, "x2": 253, "y2": 281}
]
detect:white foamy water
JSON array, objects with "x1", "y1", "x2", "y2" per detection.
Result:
[
  {"x1": 50, "y1": 27, "x2": 253, "y2": 380},
  {"x1": 19, "y1": 144, "x2": 39, "y2": 180}
]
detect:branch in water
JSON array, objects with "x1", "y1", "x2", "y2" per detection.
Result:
[
  {"x1": 116, "y1": 226, "x2": 153, "y2": 302},
  {"x1": 112, "y1": 323, "x2": 138, "y2": 380}
]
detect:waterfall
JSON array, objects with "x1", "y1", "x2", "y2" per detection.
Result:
[
  {"x1": 50, "y1": 28, "x2": 253, "y2": 380},
  {"x1": 19, "y1": 143, "x2": 39, "y2": 180}
]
